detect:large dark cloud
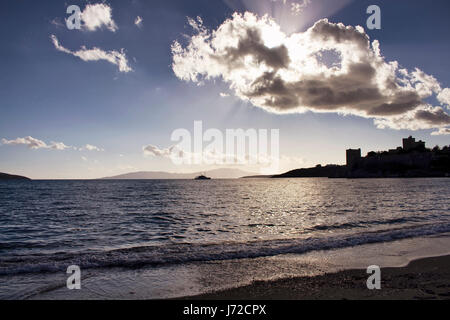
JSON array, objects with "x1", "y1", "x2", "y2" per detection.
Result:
[
  {"x1": 309, "y1": 19, "x2": 370, "y2": 50},
  {"x1": 172, "y1": 13, "x2": 450, "y2": 135},
  {"x1": 216, "y1": 28, "x2": 291, "y2": 70},
  {"x1": 415, "y1": 108, "x2": 450, "y2": 126}
]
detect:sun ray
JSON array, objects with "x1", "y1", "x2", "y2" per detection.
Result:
[{"x1": 223, "y1": 0, "x2": 354, "y2": 33}]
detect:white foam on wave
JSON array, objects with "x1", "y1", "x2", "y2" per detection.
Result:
[{"x1": 1, "y1": 221, "x2": 450, "y2": 276}]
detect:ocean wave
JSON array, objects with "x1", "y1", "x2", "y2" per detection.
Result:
[{"x1": 1, "y1": 221, "x2": 450, "y2": 276}]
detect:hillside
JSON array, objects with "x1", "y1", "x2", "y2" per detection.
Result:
[
  {"x1": 101, "y1": 168, "x2": 255, "y2": 180},
  {"x1": 0, "y1": 172, "x2": 31, "y2": 181}
]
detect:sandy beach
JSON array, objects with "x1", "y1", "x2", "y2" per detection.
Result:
[{"x1": 188, "y1": 255, "x2": 450, "y2": 300}]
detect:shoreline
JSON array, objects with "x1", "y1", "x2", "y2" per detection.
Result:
[
  {"x1": 185, "y1": 254, "x2": 450, "y2": 300},
  {"x1": 20, "y1": 232, "x2": 450, "y2": 300}
]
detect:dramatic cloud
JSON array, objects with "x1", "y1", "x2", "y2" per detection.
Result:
[
  {"x1": 374, "y1": 106, "x2": 450, "y2": 131},
  {"x1": 134, "y1": 16, "x2": 143, "y2": 28},
  {"x1": 1, "y1": 136, "x2": 71, "y2": 150},
  {"x1": 51, "y1": 35, "x2": 132, "y2": 73},
  {"x1": 438, "y1": 88, "x2": 450, "y2": 107},
  {"x1": 80, "y1": 3, "x2": 117, "y2": 32},
  {"x1": 172, "y1": 13, "x2": 450, "y2": 134}
]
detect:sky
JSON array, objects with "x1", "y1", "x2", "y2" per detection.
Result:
[{"x1": 0, "y1": 0, "x2": 449, "y2": 179}]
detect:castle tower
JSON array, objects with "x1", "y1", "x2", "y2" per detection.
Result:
[{"x1": 346, "y1": 149, "x2": 361, "y2": 168}]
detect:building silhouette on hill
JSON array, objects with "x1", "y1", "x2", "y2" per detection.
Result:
[
  {"x1": 402, "y1": 136, "x2": 425, "y2": 152},
  {"x1": 344, "y1": 136, "x2": 450, "y2": 178},
  {"x1": 274, "y1": 137, "x2": 450, "y2": 179},
  {"x1": 347, "y1": 136, "x2": 429, "y2": 168},
  {"x1": 346, "y1": 149, "x2": 361, "y2": 168}
]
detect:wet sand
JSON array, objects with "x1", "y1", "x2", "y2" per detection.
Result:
[{"x1": 188, "y1": 255, "x2": 450, "y2": 300}]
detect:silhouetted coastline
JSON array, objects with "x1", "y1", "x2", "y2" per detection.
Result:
[
  {"x1": 263, "y1": 137, "x2": 450, "y2": 179},
  {"x1": 0, "y1": 172, "x2": 31, "y2": 181}
]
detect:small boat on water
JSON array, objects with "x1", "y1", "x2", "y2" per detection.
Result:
[{"x1": 194, "y1": 174, "x2": 211, "y2": 180}]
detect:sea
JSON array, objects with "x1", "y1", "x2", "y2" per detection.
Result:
[{"x1": 0, "y1": 178, "x2": 449, "y2": 299}]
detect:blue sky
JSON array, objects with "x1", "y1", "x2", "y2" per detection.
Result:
[{"x1": 0, "y1": 0, "x2": 449, "y2": 179}]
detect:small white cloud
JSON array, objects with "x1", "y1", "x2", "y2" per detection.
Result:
[
  {"x1": 80, "y1": 3, "x2": 118, "y2": 32},
  {"x1": 220, "y1": 92, "x2": 230, "y2": 98},
  {"x1": 134, "y1": 16, "x2": 143, "y2": 28},
  {"x1": 1, "y1": 136, "x2": 107, "y2": 152},
  {"x1": 431, "y1": 128, "x2": 450, "y2": 136},
  {"x1": 50, "y1": 18, "x2": 65, "y2": 28},
  {"x1": 1, "y1": 136, "x2": 47, "y2": 149},
  {"x1": 49, "y1": 141, "x2": 72, "y2": 150},
  {"x1": 81, "y1": 156, "x2": 88, "y2": 161},
  {"x1": 142, "y1": 145, "x2": 175, "y2": 157},
  {"x1": 291, "y1": 0, "x2": 311, "y2": 15},
  {"x1": 51, "y1": 35, "x2": 132, "y2": 73},
  {"x1": 1, "y1": 136, "x2": 71, "y2": 150},
  {"x1": 83, "y1": 144, "x2": 105, "y2": 152}
]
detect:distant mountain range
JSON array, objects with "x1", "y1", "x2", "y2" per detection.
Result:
[
  {"x1": 0, "y1": 172, "x2": 31, "y2": 181},
  {"x1": 101, "y1": 168, "x2": 256, "y2": 180}
]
